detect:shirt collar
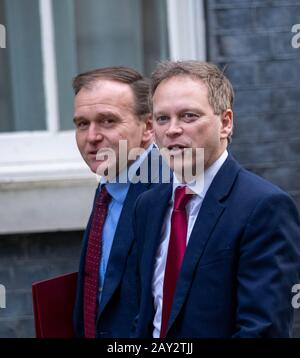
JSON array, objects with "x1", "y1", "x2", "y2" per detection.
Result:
[
  {"x1": 100, "y1": 143, "x2": 154, "y2": 203},
  {"x1": 173, "y1": 149, "x2": 228, "y2": 198},
  {"x1": 127, "y1": 143, "x2": 154, "y2": 182}
]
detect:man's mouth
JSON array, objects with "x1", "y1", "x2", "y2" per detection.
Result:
[
  {"x1": 167, "y1": 144, "x2": 187, "y2": 154},
  {"x1": 88, "y1": 150, "x2": 98, "y2": 156},
  {"x1": 88, "y1": 149, "x2": 110, "y2": 161}
]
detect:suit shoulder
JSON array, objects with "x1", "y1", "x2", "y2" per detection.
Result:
[
  {"x1": 237, "y1": 167, "x2": 289, "y2": 199},
  {"x1": 229, "y1": 166, "x2": 300, "y2": 218}
]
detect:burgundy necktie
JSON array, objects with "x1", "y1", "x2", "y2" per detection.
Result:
[
  {"x1": 84, "y1": 185, "x2": 111, "y2": 338},
  {"x1": 160, "y1": 186, "x2": 192, "y2": 338}
]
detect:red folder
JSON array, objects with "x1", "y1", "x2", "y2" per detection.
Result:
[{"x1": 32, "y1": 272, "x2": 78, "y2": 338}]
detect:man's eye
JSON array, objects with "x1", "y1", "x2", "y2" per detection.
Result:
[
  {"x1": 181, "y1": 113, "x2": 199, "y2": 121},
  {"x1": 102, "y1": 118, "x2": 116, "y2": 126},
  {"x1": 76, "y1": 121, "x2": 89, "y2": 129},
  {"x1": 156, "y1": 116, "x2": 169, "y2": 124}
]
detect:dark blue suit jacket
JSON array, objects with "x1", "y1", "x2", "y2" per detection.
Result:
[
  {"x1": 133, "y1": 154, "x2": 300, "y2": 338},
  {"x1": 73, "y1": 148, "x2": 164, "y2": 338}
]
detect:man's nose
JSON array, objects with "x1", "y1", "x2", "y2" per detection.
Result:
[
  {"x1": 87, "y1": 123, "x2": 103, "y2": 143},
  {"x1": 165, "y1": 118, "x2": 183, "y2": 137}
]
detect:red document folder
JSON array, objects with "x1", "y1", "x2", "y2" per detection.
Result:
[{"x1": 32, "y1": 272, "x2": 78, "y2": 338}]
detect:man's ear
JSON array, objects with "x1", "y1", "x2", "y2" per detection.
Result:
[
  {"x1": 141, "y1": 114, "x2": 154, "y2": 146},
  {"x1": 220, "y1": 109, "x2": 233, "y2": 140}
]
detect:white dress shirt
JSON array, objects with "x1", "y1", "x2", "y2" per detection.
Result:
[{"x1": 152, "y1": 150, "x2": 228, "y2": 338}]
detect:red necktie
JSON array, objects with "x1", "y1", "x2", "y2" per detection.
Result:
[
  {"x1": 84, "y1": 185, "x2": 111, "y2": 338},
  {"x1": 160, "y1": 186, "x2": 192, "y2": 338}
]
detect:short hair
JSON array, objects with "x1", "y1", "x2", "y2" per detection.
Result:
[
  {"x1": 72, "y1": 66, "x2": 150, "y2": 118},
  {"x1": 150, "y1": 60, "x2": 234, "y2": 141}
]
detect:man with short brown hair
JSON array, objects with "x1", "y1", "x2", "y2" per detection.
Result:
[
  {"x1": 72, "y1": 66, "x2": 158, "y2": 338},
  {"x1": 133, "y1": 60, "x2": 300, "y2": 338}
]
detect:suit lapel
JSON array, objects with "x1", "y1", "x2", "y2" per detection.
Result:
[
  {"x1": 98, "y1": 181, "x2": 149, "y2": 316},
  {"x1": 97, "y1": 147, "x2": 161, "y2": 317},
  {"x1": 166, "y1": 154, "x2": 241, "y2": 334},
  {"x1": 166, "y1": 196, "x2": 225, "y2": 332},
  {"x1": 140, "y1": 184, "x2": 173, "y2": 294},
  {"x1": 134, "y1": 183, "x2": 173, "y2": 337}
]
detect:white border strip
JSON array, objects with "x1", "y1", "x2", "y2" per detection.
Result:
[
  {"x1": 39, "y1": 0, "x2": 59, "y2": 133},
  {"x1": 166, "y1": 0, "x2": 206, "y2": 61}
]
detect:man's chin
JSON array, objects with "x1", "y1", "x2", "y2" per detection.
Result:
[
  {"x1": 86, "y1": 160, "x2": 108, "y2": 175},
  {"x1": 95, "y1": 162, "x2": 118, "y2": 181}
]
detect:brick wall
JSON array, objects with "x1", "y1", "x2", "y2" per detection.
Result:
[
  {"x1": 0, "y1": 231, "x2": 82, "y2": 337},
  {"x1": 206, "y1": 0, "x2": 300, "y2": 337}
]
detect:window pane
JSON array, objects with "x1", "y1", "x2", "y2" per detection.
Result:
[
  {"x1": 52, "y1": 0, "x2": 77, "y2": 131},
  {"x1": 0, "y1": 0, "x2": 13, "y2": 132},
  {"x1": 56, "y1": 0, "x2": 169, "y2": 130},
  {"x1": 142, "y1": 0, "x2": 169, "y2": 75},
  {"x1": 0, "y1": 0, "x2": 46, "y2": 133},
  {"x1": 75, "y1": 0, "x2": 144, "y2": 73},
  {"x1": 75, "y1": 0, "x2": 169, "y2": 74}
]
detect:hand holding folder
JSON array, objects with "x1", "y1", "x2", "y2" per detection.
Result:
[{"x1": 32, "y1": 272, "x2": 78, "y2": 338}]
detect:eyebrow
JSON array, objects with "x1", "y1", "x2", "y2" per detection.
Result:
[
  {"x1": 97, "y1": 111, "x2": 120, "y2": 119},
  {"x1": 73, "y1": 116, "x2": 85, "y2": 124},
  {"x1": 153, "y1": 111, "x2": 168, "y2": 117},
  {"x1": 153, "y1": 108, "x2": 202, "y2": 117},
  {"x1": 73, "y1": 111, "x2": 121, "y2": 124},
  {"x1": 178, "y1": 107, "x2": 202, "y2": 114}
]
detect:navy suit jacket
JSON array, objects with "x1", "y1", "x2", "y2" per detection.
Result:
[
  {"x1": 133, "y1": 154, "x2": 300, "y2": 338},
  {"x1": 73, "y1": 148, "x2": 164, "y2": 338}
]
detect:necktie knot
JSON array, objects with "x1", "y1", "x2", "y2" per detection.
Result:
[
  {"x1": 173, "y1": 186, "x2": 192, "y2": 210},
  {"x1": 96, "y1": 185, "x2": 111, "y2": 206}
]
